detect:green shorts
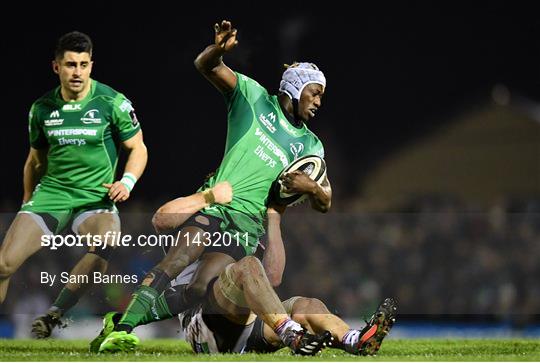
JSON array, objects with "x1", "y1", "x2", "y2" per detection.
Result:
[
  {"x1": 200, "y1": 207, "x2": 264, "y2": 257},
  {"x1": 19, "y1": 183, "x2": 117, "y2": 234}
]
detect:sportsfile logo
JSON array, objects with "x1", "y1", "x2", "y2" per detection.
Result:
[{"x1": 81, "y1": 109, "x2": 102, "y2": 124}]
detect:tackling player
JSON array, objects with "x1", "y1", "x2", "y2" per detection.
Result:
[
  {"x1": 0, "y1": 31, "x2": 148, "y2": 338},
  {"x1": 100, "y1": 254, "x2": 334, "y2": 356}
]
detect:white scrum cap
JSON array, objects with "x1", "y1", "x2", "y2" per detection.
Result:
[{"x1": 279, "y1": 62, "x2": 326, "y2": 101}]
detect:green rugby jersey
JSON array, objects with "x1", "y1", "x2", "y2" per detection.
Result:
[
  {"x1": 202, "y1": 73, "x2": 324, "y2": 252},
  {"x1": 28, "y1": 79, "x2": 141, "y2": 194}
]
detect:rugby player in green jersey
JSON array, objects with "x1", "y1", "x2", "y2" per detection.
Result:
[
  {"x1": 98, "y1": 20, "x2": 332, "y2": 352},
  {"x1": 0, "y1": 31, "x2": 148, "y2": 338}
]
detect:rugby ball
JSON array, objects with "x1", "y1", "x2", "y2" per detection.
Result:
[{"x1": 271, "y1": 155, "x2": 327, "y2": 206}]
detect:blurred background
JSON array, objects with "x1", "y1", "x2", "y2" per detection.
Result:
[{"x1": 0, "y1": 1, "x2": 539, "y2": 339}]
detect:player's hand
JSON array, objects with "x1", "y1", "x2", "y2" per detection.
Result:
[
  {"x1": 214, "y1": 20, "x2": 238, "y2": 52},
  {"x1": 280, "y1": 170, "x2": 317, "y2": 195},
  {"x1": 211, "y1": 181, "x2": 233, "y2": 204},
  {"x1": 103, "y1": 181, "x2": 130, "y2": 203},
  {"x1": 267, "y1": 204, "x2": 286, "y2": 215}
]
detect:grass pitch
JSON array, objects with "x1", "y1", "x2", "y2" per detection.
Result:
[{"x1": 0, "y1": 338, "x2": 539, "y2": 361}]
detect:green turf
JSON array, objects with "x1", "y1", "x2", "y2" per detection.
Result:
[{"x1": 0, "y1": 339, "x2": 539, "y2": 361}]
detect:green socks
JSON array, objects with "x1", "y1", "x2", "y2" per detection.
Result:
[
  {"x1": 139, "y1": 292, "x2": 174, "y2": 326},
  {"x1": 51, "y1": 288, "x2": 79, "y2": 315},
  {"x1": 116, "y1": 285, "x2": 159, "y2": 332}
]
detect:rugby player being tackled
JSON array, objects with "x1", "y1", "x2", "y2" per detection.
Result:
[{"x1": 96, "y1": 19, "x2": 332, "y2": 351}]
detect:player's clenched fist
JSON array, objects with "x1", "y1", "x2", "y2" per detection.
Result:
[{"x1": 211, "y1": 181, "x2": 233, "y2": 204}]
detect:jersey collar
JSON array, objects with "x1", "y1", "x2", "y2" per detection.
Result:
[
  {"x1": 279, "y1": 98, "x2": 304, "y2": 129},
  {"x1": 55, "y1": 79, "x2": 96, "y2": 109}
]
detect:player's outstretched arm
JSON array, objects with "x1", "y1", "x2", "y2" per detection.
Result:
[
  {"x1": 22, "y1": 147, "x2": 48, "y2": 203},
  {"x1": 103, "y1": 130, "x2": 148, "y2": 203},
  {"x1": 194, "y1": 20, "x2": 238, "y2": 93},
  {"x1": 152, "y1": 181, "x2": 233, "y2": 233},
  {"x1": 263, "y1": 205, "x2": 286, "y2": 287}
]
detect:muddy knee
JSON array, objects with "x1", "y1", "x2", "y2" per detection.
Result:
[
  {"x1": 291, "y1": 297, "x2": 329, "y2": 324},
  {"x1": 236, "y1": 256, "x2": 264, "y2": 277}
]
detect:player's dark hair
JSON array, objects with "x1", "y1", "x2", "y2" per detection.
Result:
[{"x1": 55, "y1": 31, "x2": 93, "y2": 59}]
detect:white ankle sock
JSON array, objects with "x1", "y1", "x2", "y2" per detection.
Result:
[
  {"x1": 342, "y1": 329, "x2": 360, "y2": 347},
  {"x1": 275, "y1": 318, "x2": 303, "y2": 339}
]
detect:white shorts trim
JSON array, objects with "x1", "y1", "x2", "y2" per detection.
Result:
[
  {"x1": 181, "y1": 307, "x2": 254, "y2": 354},
  {"x1": 71, "y1": 208, "x2": 120, "y2": 235},
  {"x1": 183, "y1": 307, "x2": 220, "y2": 353},
  {"x1": 171, "y1": 260, "x2": 200, "y2": 287},
  {"x1": 17, "y1": 211, "x2": 53, "y2": 235}
]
